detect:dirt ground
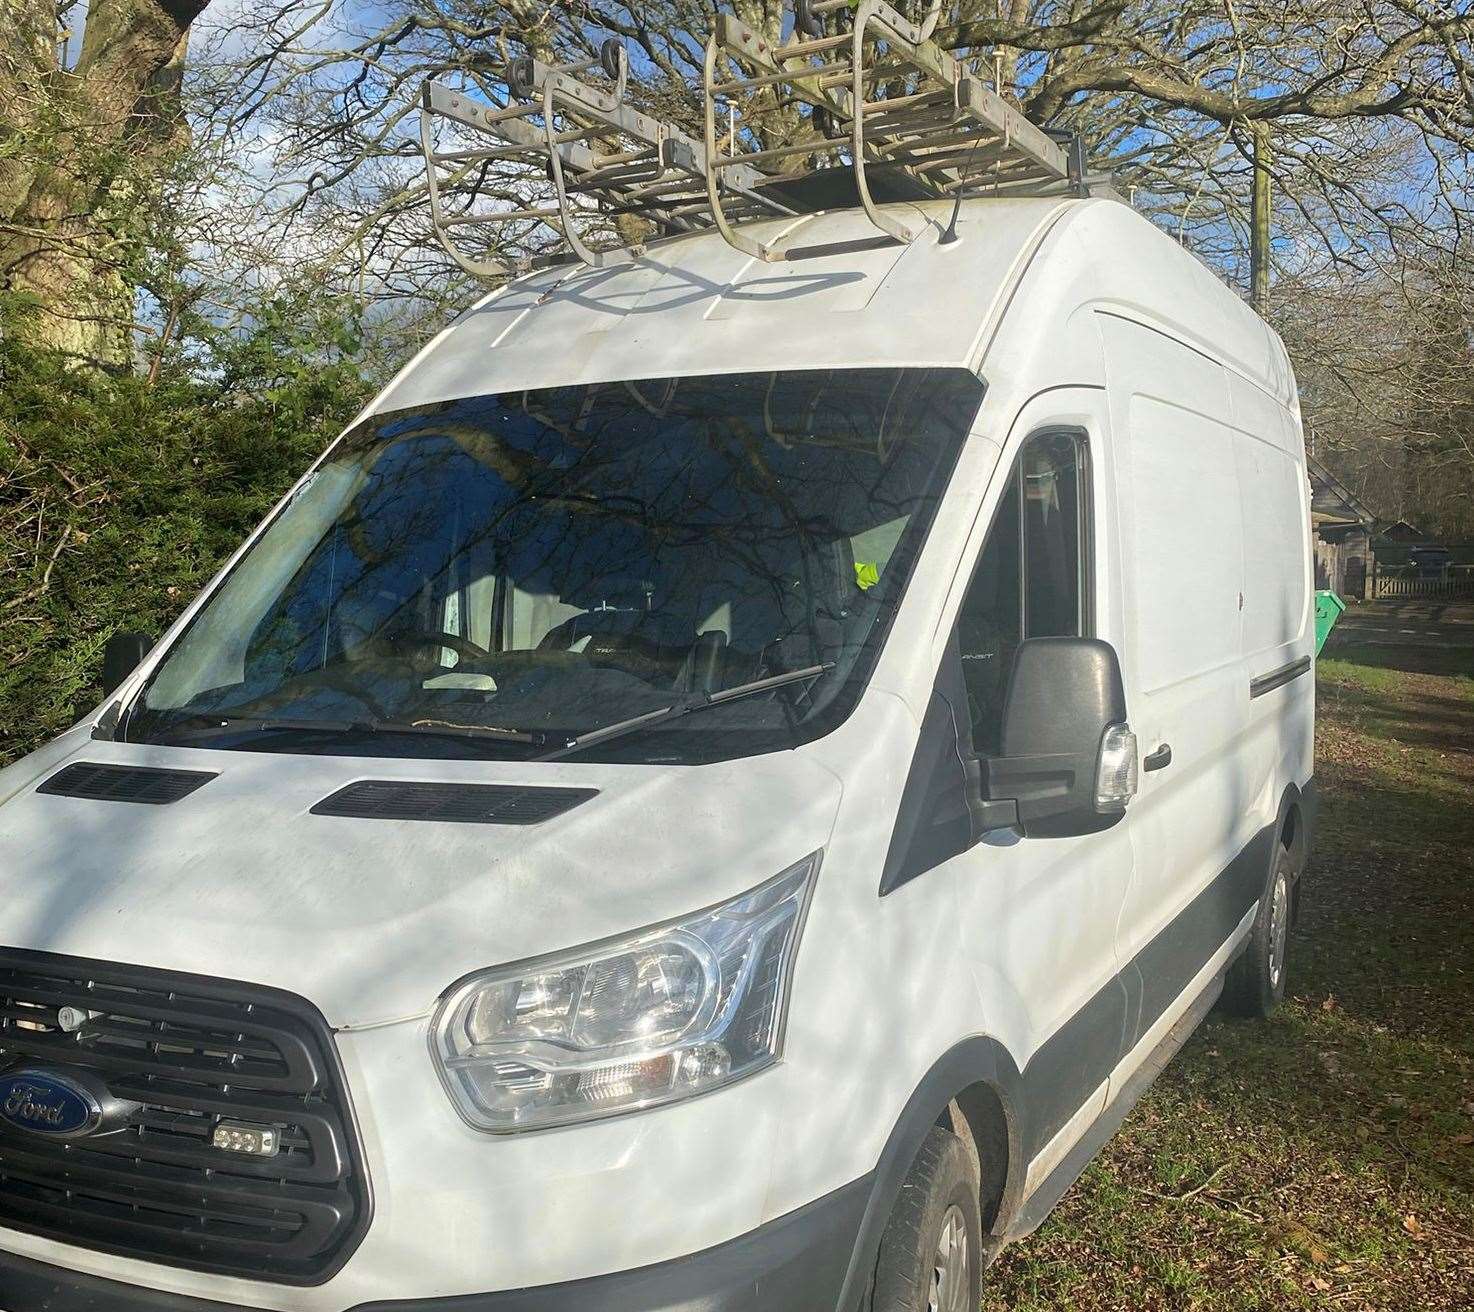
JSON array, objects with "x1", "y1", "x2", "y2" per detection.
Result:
[{"x1": 983, "y1": 601, "x2": 1474, "y2": 1310}]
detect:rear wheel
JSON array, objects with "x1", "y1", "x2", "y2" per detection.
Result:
[
  {"x1": 1221, "y1": 845, "x2": 1295, "y2": 1018},
  {"x1": 867, "y1": 1126, "x2": 982, "y2": 1312}
]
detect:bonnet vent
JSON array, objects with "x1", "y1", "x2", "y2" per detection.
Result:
[
  {"x1": 312, "y1": 780, "x2": 597, "y2": 825},
  {"x1": 36, "y1": 761, "x2": 217, "y2": 805}
]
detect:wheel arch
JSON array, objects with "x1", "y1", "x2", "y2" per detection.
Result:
[
  {"x1": 1274, "y1": 781, "x2": 1308, "y2": 875},
  {"x1": 833, "y1": 1036, "x2": 1027, "y2": 1310}
]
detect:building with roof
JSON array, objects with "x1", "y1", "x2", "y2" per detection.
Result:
[{"x1": 1308, "y1": 455, "x2": 1377, "y2": 599}]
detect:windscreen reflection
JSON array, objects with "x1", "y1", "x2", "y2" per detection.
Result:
[{"x1": 130, "y1": 369, "x2": 984, "y2": 763}]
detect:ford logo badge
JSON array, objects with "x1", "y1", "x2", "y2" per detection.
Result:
[{"x1": 0, "y1": 1069, "x2": 104, "y2": 1139}]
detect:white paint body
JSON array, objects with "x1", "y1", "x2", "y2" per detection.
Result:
[{"x1": 0, "y1": 196, "x2": 1315, "y2": 1308}]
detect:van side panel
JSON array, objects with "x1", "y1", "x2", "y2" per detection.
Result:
[
  {"x1": 1230, "y1": 372, "x2": 1310, "y2": 659},
  {"x1": 1126, "y1": 391, "x2": 1245, "y2": 697},
  {"x1": 1098, "y1": 313, "x2": 1259, "y2": 1058},
  {"x1": 1229, "y1": 372, "x2": 1315, "y2": 826}
]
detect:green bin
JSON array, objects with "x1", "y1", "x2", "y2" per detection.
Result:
[{"x1": 1314, "y1": 590, "x2": 1345, "y2": 656}]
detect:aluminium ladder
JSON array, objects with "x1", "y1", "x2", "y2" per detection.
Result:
[{"x1": 419, "y1": 3, "x2": 1091, "y2": 280}]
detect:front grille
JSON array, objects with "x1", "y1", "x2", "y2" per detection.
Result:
[{"x1": 0, "y1": 949, "x2": 371, "y2": 1284}]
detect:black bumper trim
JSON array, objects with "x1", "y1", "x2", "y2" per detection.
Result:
[{"x1": 0, "y1": 1172, "x2": 872, "y2": 1312}]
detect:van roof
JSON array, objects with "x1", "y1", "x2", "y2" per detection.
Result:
[{"x1": 372, "y1": 196, "x2": 1295, "y2": 415}]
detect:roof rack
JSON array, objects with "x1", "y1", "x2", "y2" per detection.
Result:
[
  {"x1": 419, "y1": 3, "x2": 1095, "y2": 280},
  {"x1": 420, "y1": 38, "x2": 795, "y2": 280}
]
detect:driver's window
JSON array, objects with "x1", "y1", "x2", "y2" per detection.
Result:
[{"x1": 956, "y1": 429, "x2": 1089, "y2": 756}]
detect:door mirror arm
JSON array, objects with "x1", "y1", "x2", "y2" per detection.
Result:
[
  {"x1": 975, "y1": 797, "x2": 1019, "y2": 833},
  {"x1": 981, "y1": 749, "x2": 1094, "y2": 833}
]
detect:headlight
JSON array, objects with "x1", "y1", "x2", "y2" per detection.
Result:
[{"x1": 430, "y1": 853, "x2": 819, "y2": 1132}]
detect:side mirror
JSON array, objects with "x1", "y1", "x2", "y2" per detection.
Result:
[
  {"x1": 102, "y1": 631, "x2": 153, "y2": 696},
  {"x1": 980, "y1": 637, "x2": 1138, "y2": 838}
]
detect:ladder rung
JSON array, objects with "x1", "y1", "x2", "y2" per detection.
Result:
[
  {"x1": 887, "y1": 130, "x2": 1009, "y2": 159},
  {"x1": 590, "y1": 147, "x2": 659, "y2": 167},
  {"x1": 713, "y1": 59, "x2": 849, "y2": 95},
  {"x1": 895, "y1": 139, "x2": 1010, "y2": 167},
  {"x1": 865, "y1": 116, "x2": 963, "y2": 144},
  {"x1": 479, "y1": 101, "x2": 540, "y2": 126},
  {"x1": 953, "y1": 163, "x2": 1056, "y2": 186},
  {"x1": 861, "y1": 89, "x2": 954, "y2": 117},
  {"x1": 606, "y1": 198, "x2": 701, "y2": 220},
  {"x1": 440, "y1": 207, "x2": 564, "y2": 226},
  {"x1": 623, "y1": 178, "x2": 708, "y2": 201},
  {"x1": 543, "y1": 125, "x2": 604, "y2": 146},
  {"x1": 774, "y1": 32, "x2": 852, "y2": 59},
  {"x1": 564, "y1": 165, "x2": 665, "y2": 192},
  {"x1": 713, "y1": 138, "x2": 834, "y2": 170},
  {"x1": 432, "y1": 146, "x2": 539, "y2": 165}
]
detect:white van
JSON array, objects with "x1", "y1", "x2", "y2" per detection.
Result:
[{"x1": 0, "y1": 85, "x2": 1314, "y2": 1312}]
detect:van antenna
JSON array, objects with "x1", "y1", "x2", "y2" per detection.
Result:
[{"x1": 941, "y1": 131, "x2": 990, "y2": 245}]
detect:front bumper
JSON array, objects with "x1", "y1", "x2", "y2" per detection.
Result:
[{"x1": 0, "y1": 1174, "x2": 869, "y2": 1312}]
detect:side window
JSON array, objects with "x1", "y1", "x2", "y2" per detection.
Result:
[{"x1": 956, "y1": 430, "x2": 1089, "y2": 755}]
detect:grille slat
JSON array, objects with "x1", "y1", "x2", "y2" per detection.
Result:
[
  {"x1": 0, "y1": 1025, "x2": 293, "y2": 1089},
  {"x1": 0, "y1": 975, "x2": 318, "y2": 1090},
  {"x1": 0, "y1": 1143, "x2": 336, "y2": 1231},
  {"x1": 0, "y1": 950, "x2": 369, "y2": 1285},
  {"x1": 0, "y1": 1177, "x2": 308, "y2": 1244}
]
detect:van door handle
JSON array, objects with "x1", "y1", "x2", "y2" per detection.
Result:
[{"x1": 1143, "y1": 744, "x2": 1173, "y2": 772}]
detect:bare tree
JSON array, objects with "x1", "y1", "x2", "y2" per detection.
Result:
[
  {"x1": 188, "y1": 2, "x2": 1472, "y2": 306},
  {"x1": 4, "y1": 0, "x2": 1471, "y2": 389},
  {"x1": 1276, "y1": 186, "x2": 1474, "y2": 538}
]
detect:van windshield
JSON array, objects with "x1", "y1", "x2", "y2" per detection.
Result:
[{"x1": 127, "y1": 368, "x2": 984, "y2": 763}]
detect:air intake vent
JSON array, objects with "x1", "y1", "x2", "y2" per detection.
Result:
[
  {"x1": 312, "y1": 780, "x2": 597, "y2": 825},
  {"x1": 36, "y1": 762, "x2": 217, "y2": 805}
]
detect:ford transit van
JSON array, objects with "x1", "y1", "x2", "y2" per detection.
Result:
[{"x1": 0, "y1": 24, "x2": 1315, "y2": 1309}]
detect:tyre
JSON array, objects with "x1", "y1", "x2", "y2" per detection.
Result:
[
  {"x1": 1220, "y1": 844, "x2": 1295, "y2": 1018},
  {"x1": 867, "y1": 1126, "x2": 982, "y2": 1312}
]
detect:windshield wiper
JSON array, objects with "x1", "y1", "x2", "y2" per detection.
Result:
[
  {"x1": 140, "y1": 714, "x2": 360, "y2": 745},
  {"x1": 143, "y1": 714, "x2": 543, "y2": 748},
  {"x1": 537, "y1": 664, "x2": 834, "y2": 762}
]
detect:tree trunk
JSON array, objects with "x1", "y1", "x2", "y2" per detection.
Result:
[
  {"x1": 1250, "y1": 122, "x2": 1273, "y2": 316},
  {"x1": 0, "y1": 0, "x2": 206, "y2": 368}
]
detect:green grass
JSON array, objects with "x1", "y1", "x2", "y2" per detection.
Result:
[
  {"x1": 983, "y1": 640, "x2": 1474, "y2": 1309},
  {"x1": 1314, "y1": 657, "x2": 1402, "y2": 694}
]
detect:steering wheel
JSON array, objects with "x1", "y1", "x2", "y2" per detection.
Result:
[{"x1": 386, "y1": 631, "x2": 493, "y2": 664}]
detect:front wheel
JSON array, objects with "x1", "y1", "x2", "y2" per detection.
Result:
[
  {"x1": 1220, "y1": 845, "x2": 1295, "y2": 1018},
  {"x1": 867, "y1": 1126, "x2": 982, "y2": 1312}
]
